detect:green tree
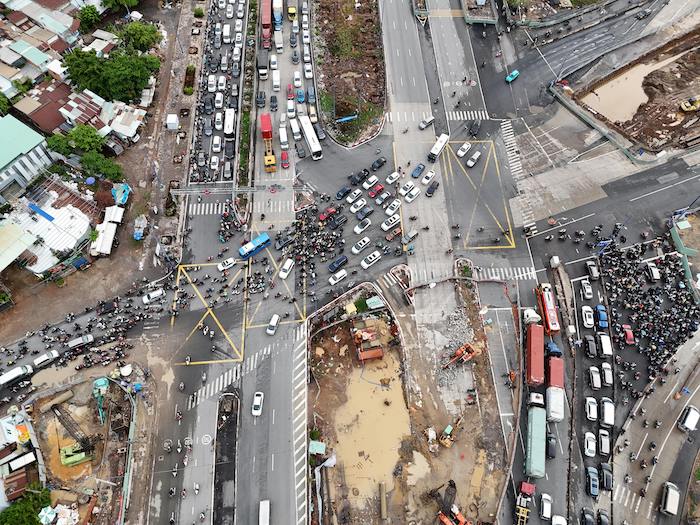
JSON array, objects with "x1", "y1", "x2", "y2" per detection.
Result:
[
  {"x1": 80, "y1": 151, "x2": 123, "y2": 181},
  {"x1": 46, "y1": 133, "x2": 72, "y2": 156},
  {"x1": 78, "y1": 5, "x2": 101, "y2": 32},
  {"x1": 101, "y1": 0, "x2": 138, "y2": 12},
  {"x1": 64, "y1": 49, "x2": 105, "y2": 94},
  {"x1": 0, "y1": 93, "x2": 9, "y2": 116},
  {"x1": 68, "y1": 124, "x2": 105, "y2": 153},
  {"x1": 118, "y1": 21, "x2": 162, "y2": 52},
  {"x1": 0, "y1": 485, "x2": 50, "y2": 525}
]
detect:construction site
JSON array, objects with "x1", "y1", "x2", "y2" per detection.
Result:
[
  {"x1": 308, "y1": 279, "x2": 506, "y2": 524},
  {"x1": 575, "y1": 28, "x2": 700, "y2": 150}
]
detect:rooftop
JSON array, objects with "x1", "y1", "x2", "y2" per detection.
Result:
[{"x1": 0, "y1": 115, "x2": 45, "y2": 171}]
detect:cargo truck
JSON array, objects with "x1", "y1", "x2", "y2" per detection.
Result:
[
  {"x1": 257, "y1": 49, "x2": 269, "y2": 80},
  {"x1": 272, "y1": 0, "x2": 283, "y2": 30},
  {"x1": 526, "y1": 324, "x2": 544, "y2": 387},
  {"x1": 260, "y1": 0, "x2": 272, "y2": 49},
  {"x1": 287, "y1": 0, "x2": 297, "y2": 20},
  {"x1": 525, "y1": 393, "x2": 546, "y2": 479},
  {"x1": 546, "y1": 356, "x2": 565, "y2": 422}
]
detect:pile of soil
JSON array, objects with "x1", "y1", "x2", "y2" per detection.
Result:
[{"x1": 315, "y1": 0, "x2": 386, "y2": 142}]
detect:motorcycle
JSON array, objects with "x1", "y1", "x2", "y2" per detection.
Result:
[
  {"x1": 194, "y1": 483, "x2": 200, "y2": 495},
  {"x1": 202, "y1": 372, "x2": 207, "y2": 383}
]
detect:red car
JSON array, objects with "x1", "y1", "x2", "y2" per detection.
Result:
[
  {"x1": 368, "y1": 183, "x2": 384, "y2": 198},
  {"x1": 287, "y1": 84, "x2": 294, "y2": 100},
  {"x1": 281, "y1": 151, "x2": 289, "y2": 169},
  {"x1": 319, "y1": 207, "x2": 337, "y2": 221},
  {"x1": 622, "y1": 324, "x2": 634, "y2": 345}
]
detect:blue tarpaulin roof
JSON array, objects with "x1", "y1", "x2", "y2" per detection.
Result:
[
  {"x1": 28, "y1": 202, "x2": 54, "y2": 222},
  {"x1": 111, "y1": 183, "x2": 132, "y2": 205}
]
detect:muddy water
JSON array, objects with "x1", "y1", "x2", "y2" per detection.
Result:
[
  {"x1": 332, "y1": 351, "x2": 411, "y2": 501},
  {"x1": 581, "y1": 50, "x2": 689, "y2": 122}
]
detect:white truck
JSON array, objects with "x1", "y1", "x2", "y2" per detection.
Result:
[{"x1": 274, "y1": 30, "x2": 283, "y2": 53}]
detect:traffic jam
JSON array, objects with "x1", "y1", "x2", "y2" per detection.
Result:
[{"x1": 515, "y1": 226, "x2": 699, "y2": 524}]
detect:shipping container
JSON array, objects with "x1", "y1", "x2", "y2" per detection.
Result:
[{"x1": 526, "y1": 324, "x2": 545, "y2": 387}]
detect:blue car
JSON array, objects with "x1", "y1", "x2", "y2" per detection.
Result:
[
  {"x1": 411, "y1": 163, "x2": 426, "y2": 178},
  {"x1": 505, "y1": 69, "x2": 520, "y2": 83},
  {"x1": 328, "y1": 255, "x2": 348, "y2": 273},
  {"x1": 595, "y1": 304, "x2": 608, "y2": 329},
  {"x1": 296, "y1": 89, "x2": 305, "y2": 103}
]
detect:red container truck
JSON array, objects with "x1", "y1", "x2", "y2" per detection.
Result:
[
  {"x1": 526, "y1": 324, "x2": 545, "y2": 387},
  {"x1": 546, "y1": 356, "x2": 565, "y2": 422}
]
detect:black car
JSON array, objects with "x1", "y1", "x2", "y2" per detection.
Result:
[
  {"x1": 328, "y1": 255, "x2": 348, "y2": 273},
  {"x1": 232, "y1": 62, "x2": 240, "y2": 77},
  {"x1": 295, "y1": 142, "x2": 307, "y2": 158},
  {"x1": 584, "y1": 334, "x2": 597, "y2": 358},
  {"x1": 314, "y1": 123, "x2": 326, "y2": 140},
  {"x1": 426, "y1": 180, "x2": 439, "y2": 197},
  {"x1": 204, "y1": 96, "x2": 214, "y2": 115},
  {"x1": 208, "y1": 59, "x2": 218, "y2": 73},
  {"x1": 328, "y1": 215, "x2": 347, "y2": 230},
  {"x1": 270, "y1": 95, "x2": 278, "y2": 111},
  {"x1": 468, "y1": 119, "x2": 481, "y2": 137},
  {"x1": 336, "y1": 186, "x2": 352, "y2": 200},
  {"x1": 599, "y1": 463, "x2": 613, "y2": 491},
  {"x1": 256, "y1": 91, "x2": 266, "y2": 108},
  {"x1": 224, "y1": 140, "x2": 235, "y2": 159},
  {"x1": 546, "y1": 433, "x2": 556, "y2": 458},
  {"x1": 289, "y1": 32, "x2": 298, "y2": 47},
  {"x1": 349, "y1": 168, "x2": 371, "y2": 186},
  {"x1": 597, "y1": 509, "x2": 609, "y2": 525},
  {"x1": 275, "y1": 235, "x2": 294, "y2": 250},
  {"x1": 580, "y1": 508, "x2": 594, "y2": 525},
  {"x1": 291, "y1": 50, "x2": 300, "y2": 64},
  {"x1": 97, "y1": 298, "x2": 118, "y2": 315},
  {"x1": 356, "y1": 206, "x2": 374, "y2": 221},
  {"x1": 197, "y1": 151, "x2": 206, "y2": 167},
  {"x1": 371, "y1": 157, "x2": 387, "y2": 171}
]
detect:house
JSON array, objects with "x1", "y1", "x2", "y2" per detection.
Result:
[
  {"x1": 2, "y1": 0, "x2": 80, "y2": 44},
  {"x1": 58, "y1": 88, "x2": 110, "y2": 135},
  {"x1": 0, "y1": 115, "x2": 54, "y2": 203},
  {"x1": 13, "y1": 78, "x2": 72, "y2": 133}
]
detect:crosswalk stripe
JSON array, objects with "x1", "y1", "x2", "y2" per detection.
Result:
[
  {"x1": 475, "y1": 266, "x2": 537, "y2": 282},
  {"x1": 188, "y1": 201, "x2": 231, "y2": 216},
  {"x1": 446, "y1": 109, "x2": 489, "y2": 121}
]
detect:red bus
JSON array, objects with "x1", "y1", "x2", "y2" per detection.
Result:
[
  {"x1": 526, "y1": 324, "x2": 544, "y2": 387},
  {"x1": 536, "y1": 283, "x2": 560, "y2": 334},
  {"x1": 261, "y1": 0, "x2": 272, "y2": 49}
]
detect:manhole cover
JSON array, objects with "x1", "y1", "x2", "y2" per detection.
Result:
[
  {"x1": 547, "y1": 217, "x2": 557, "y2": 225},
  {"x1": 201, "y1": 434, "x2": 212, "y2": 445}
]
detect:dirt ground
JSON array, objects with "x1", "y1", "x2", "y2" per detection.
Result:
[
  {"x1": 314, "y1": 0, "x2": 386, "y2": 143},
  {"x1": 576, "y1": 29, "x2": 700, "y2": 150}
]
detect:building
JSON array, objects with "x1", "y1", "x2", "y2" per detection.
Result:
[{"x1": 0, "y1": 115, "x2": 53, "y2": 203}]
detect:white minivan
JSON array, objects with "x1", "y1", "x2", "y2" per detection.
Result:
[
  {"x1": 33, "y1": 349, "x2": 59, "y2": 369},
  {"x1": 279, "y1": 127, "x2": 289, "y2": 150},
  {"x1": 266, "y1": 314, "x2": 280, "y2": 335},
  {"x1": 678, "y1": 405, "x2": 700, "y2": 432},
  {"x1": 287, "y1": 99, "x2": 296, "y2": 118},
  {"x1": 600, "y1": 397, "x2": 615, "y2": 428},
  {"x1": 289, "y1": 118, "x2": 302, "y2": 141},
  {"x1": 272, "y1": 70, "x2": 281, "y2": 92},
  {"x1": 660, "y1": 482, "x2": 680, "y2": 516}
]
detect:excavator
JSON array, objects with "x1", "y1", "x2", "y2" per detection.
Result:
[
  {"x1": 429, "y1": 480, "x2": 474, "y2": 525},
  {"x1": 442, "y1": 343, "x2": 481, "y2": 369}
]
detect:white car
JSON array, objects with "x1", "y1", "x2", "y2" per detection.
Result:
[
  {"x1": 386, "y1": 171, "x2": 400, "y2": 185},
  {"x1": 385, "y1": 199, "x2": 401, "y2": 216},
  {"x1": 236, "y1": 3, "x2": 245, "y2": 17},
  {"x1": 421, "y1": 170, "x2": 435, "y2": 185},
  {"x1": 226, "y1": 3, "x2": 234, "y2": 17},
  {"x1": 218, "y1": 75, "x2": 227, "y2": 91},
  {"x1": 212, "y1": 135, "x2": 222, "y2": 153},
  {"x1": 302, "y1": 14, "x2": 309, "y2": 30},
  {"x1": 215, "y1": 92, "x2": 224, "y2": 109},
  {"x1": 399, "y1": 181, "x2": 415, "y2": 196},
  {"x1": 210, "y1": 155, "x2": 220, "y2": 171},
  {"x1": 293, "y1": 71, "x2": 302, "y2": 88},
  {"x1": 270, "y1": 54, "x2": 278, "y2": 69},
  {"x1": 354, "y1": 218, "x2": 371, "y2": 234},
  {"x1": 381, "y1": 214, "x2": 401, "y2": 231},
  {"x1": 217, "y1": 257, "x2": 235, "y2": 272},
  {"x1": 585, "y1": 397, "x2": 598, "y2": 422},
  {"x1": 350, "y1": 198, "x2": 367, "y2": 214},
  {"x1": 217, "y1": 0, "x2": 225, "y2": 8},
  {"x1": 589, "y1": 366, "x2": 601, "y2": 390},
  {"x1": 302, "y1": 29, "x2": 310, "y2": 44},
  {"x1": 207, "y1": 74, "x2": 217, "y2": 93},
  {"x1": 234, "y1": 18, "x2": 243, "y2": 32},
  {"x1": 601, "y1": 362, "x2": 613, "y2": 386},
  {"x1": 308, "y1": 105, "x2": 318, "y2": 123},
  {"x1": 234, "y1": 32, "x2": 243, "y2": 47},
  {"x1": 346, "y1": 189, "x2": 362, "y2": 204},
  {"x1": 582, "y1": 279, "x2": 593, "y2": 300},
  {"x1": 362, "y1": 175, "x2": 379, "y2": 190},
  {"x1": 328, "y1": 269, "x2": 348, "y2": 285},
  {"x1": 404, "y1": 187, "x2": 421, "y2": 203},
  {"x1": 540, "y1": 493, "x2": 552, "y2": 521},
  {"x1": 251, "y1": 391, "x2": 264, "y2": 416},
  {"x1": 142, "y1": 288, "x2": 165, "y2": 304},
  {"x1": 360, "y1": 250, "x2": 381, "y2": 269},
  {"x1": 214, "y1": 112, "x2": 223, "y2": 130},
  {"x1": 352, "y1": 236, "x2": 371, "y2": 254},
  {"x1": 292, "y1": 19, "x2": 299, "y2": 33},
  {"x1": 581, "y1": 305, "x2": 594, "y2": 328},
  {"x1": 584, "y1": 432, "x2": 597, "y2": 457},
  {"x1": 279, "y1": 258, "x2": 294, "y2": 279},
  {"x1": 303, "y1": 63, "x2": 313, "y2": 79},
  {"x1": 598, "y1": 429, "x2": 610, "y2": 456},
  {"x1": 457, "y1": 142, "x2": 472, "y2": 158}
]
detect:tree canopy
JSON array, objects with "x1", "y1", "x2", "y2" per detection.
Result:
[
  {"x1": 118, "y1": 21, "x2": 162, "y2": 52},
  {"x1": 64, "y1": 49, "x2": 159, "y2": 103},
  {"x1": 0, "y1": 93, "x2": 10, "y2": 116},
  {"x1": 101, "y1": 0, "x2": 139, "y2": 13},
  {"x1": 47, "y1": 133, "x2": 72, "y2": 156},
  {"x1": 78, "y1": 5, "x2": 100, "y2": 32},
  {"x1": 0, "y1": 485, "x2": 50, "y2": 525},
  {"x1": 81, "y1": 151, "x2": 124, "y2": 181},
  {"x1": 69, "y1": 124, "x2": 105, "y2": 153}
]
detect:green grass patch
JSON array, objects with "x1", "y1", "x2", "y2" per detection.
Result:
[
  {"x1": 319, "y1": 90, "x2": 334, "y2": 115},
  {"x1": 194, "y1": 7, "x2": 204, "y2": 17},
  {"x1": 354, "y1": 298, "x2": 368, "y2": 312},
  {"x1": 335, "y1": 97, "x2": 383, "y2": 143},
  {"x1": 238, "y1": 110, "x2": 251, "y2": 185},
  {"x1": 329, "y1": 25, "x2": 362, "y2": 59},
  {"x1": 695, "y1": 467, "x2": 700, "y2": 481},
  {"x1": 461, "y1": 265, "x2": 472, "y2": 278}
]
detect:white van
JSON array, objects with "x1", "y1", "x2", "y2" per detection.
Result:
[
  {"x1": 223, "y1": 23, "x2": 232, "y2": 44},
  {"x1": 272, "y1": 70, "x2": 281, "y2": 92},
  {"x1": 600, "y1": 397, "x2": 615, "y2": 428},
  {"x1": 33, "y1": 350, "x2": 59, "y2": 369},
  {"x1": 597, "y1": 333, "x2": 613, "y2": 358},
  {"x1": 289, "y1": 118, "x2": 302, "y2": 141},
  {"x1": 646, "y1": 262, "x2": 661, "y2": 281},
  {"x1": 266, "y1": 314, "x2": 281, "y2": 335},
  {"x1": 303, "y1": 44, "x2": 311, "y2": 63},
  {"x1": 279, "y1": 127, "x2": 289, "y2": 150},
  {"x1": 142, "y1": 288, "x2": 165, "y2": 304},
  {"x1": 286, "y1": 99, "x2": 296, "y2": 118},
  {"x1": 660, "y1": 482, "x2": 680, "y2": 515},
  {"x1": 67, "y1": 334, "x2": 94, "y2": 350},
  {"x1": 678, "y1": 405, "x2": 700, "y2": 432}
]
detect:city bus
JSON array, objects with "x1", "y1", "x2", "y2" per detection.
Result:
[
  {"x1": 536, "y1": 283, "x2": 561, "y2": 334},
  {"x1": 239, "y1": 232, "x2": 271, "y2": 259},
  {"x1": 224, "y1": 108, "x2": 236, "y2": 141},
  {"x1": 0, "y1": 365, "x2": 33, "y2": 387},
  {"x1": 298, "y1": 115, "x2": 322, "y2": 160},
  {"x1": 427, "y1": 133, "x2": 449, "y2": 162}
]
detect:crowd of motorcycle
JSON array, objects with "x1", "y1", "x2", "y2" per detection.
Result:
[{"x1": 600, "y1": 233, "x2": 700, "y2": 403}]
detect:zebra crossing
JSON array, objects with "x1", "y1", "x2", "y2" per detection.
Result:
[
  {"x1": 446, "y1": 109, "x2": 490, "y2": 121},
  {"x1": 291, "y1": 323, "x2": 308, "y2": 524},
  {"x1": 613, "y1": 484, "x2": 657, "y2": 521},
  {"x1": 188, "y1": 201, "x2": 228, "y2": 216},
  {"x1": 253, "y1": 199, "x2": 295, "y2": 213},
  {"x1": 474, "y1": 266, "x2": 537, "y2": 281},
  {"x1": 500, "y1": 120, "x2": 524, "y2": 180},
  {"x1": 379, "y1": 271, "x2": 400, "y2": 288}
]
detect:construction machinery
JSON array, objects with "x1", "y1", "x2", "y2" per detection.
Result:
[
  {"x1": 429, "y1": 480, "x2": 473, "y2": 525},
  {"x1": 52, "y1": 405, "x2": 101, "y2": 465},
  {"x1": 515, "y1": 481, "x2": 536, "y2": 525},
  {"x1": 439, "y1": 416, "x2": 464, "y2": 448},
  {"x1": 261, "y1": 113, "x2": 276, "y2": 173},
  {"x1": 442, "y1": 343, "x2": 480, "y2": 369},
  {"x1": 680, "y1": 96, "x2": 700, "y2": 112}
]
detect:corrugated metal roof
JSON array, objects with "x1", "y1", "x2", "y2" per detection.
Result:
[
  {"x1": 0, "y1": 115, "x2": 45, "y2": 171},
  {"x1": 0, "y1": 221, "x2": 36, "y2": 273}
]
